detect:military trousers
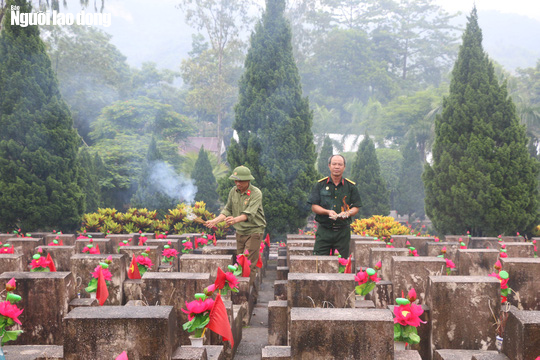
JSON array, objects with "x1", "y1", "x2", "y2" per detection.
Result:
[{"x1": 313, "y1": 225, "x2": 351, "y2": 258}]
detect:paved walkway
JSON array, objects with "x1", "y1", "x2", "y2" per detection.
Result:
[{"x1": 234, "y1": 258, "x2": 277, "y2": 359}]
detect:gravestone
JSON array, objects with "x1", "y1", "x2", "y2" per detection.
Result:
[
  {"x1": 287, "y1": 273, "x2": 356, "y2": 308},
  {"x1": 0, "y1": 272, "x2": 77, "y2": 345},
  {"x1": 63, "y1": 306, "x2": 177, "y2": 359},
  {"x1": 392, "y1": 256, "x2": 446, "y2": 303}
]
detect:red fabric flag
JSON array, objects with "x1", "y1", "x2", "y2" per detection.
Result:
[
  {"x1": 238, "y1": 255, "x2": 251, "y2": 277},
  {"x1": 206, "y1": 294, "x2": 234, "y2": 347},
  {"x1": 95, "y1": 244, "x2": 101, "y2": 254},
  {"x1": 344, "y1": 254, "x2": 352, "y2": 274},
  {"x1": 96, "y1": 267, "x2": 109, "y2": 306},
  {"x1": 46, "y1": 253, "x2": 56, "y2": 272},
  {"x1": 59, "y1": 239, "x2": 64, "y2": 246},
  {"x1": 194, "y1": 238, "x2": 198, "y2": 249},
  {"x1": 127, "y1": 254, "x2": 141, "y2": 279},
  {"x1": 138, "y1": 238, "x2": 144, "y2": 246},
  {"x1": 215, "y1": 267, "x2": 226, "y2": 290},
  {"x1": 211, "y1": 234, "x2": 216, "y2": 246},
  {"x1": 264, "y1": 234, "x2": 270, "y2": 247},
  {"x1": 115, "y1": 351, "x2": 128, "y2": 360},
  {"x1": 256, "y1": 254, "x2": 263, "y2": 269}
]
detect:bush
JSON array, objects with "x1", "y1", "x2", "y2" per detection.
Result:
[{"x1": 351, "y1": 215, "x2": 414, "y2": 239}]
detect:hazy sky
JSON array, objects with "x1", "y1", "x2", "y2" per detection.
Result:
[
  {"x1": 66, "y1": 0, "x2": 540, "y2": 70},
  {"x1": 435, "y1": 0, "x2": 540, "y2": 21}
]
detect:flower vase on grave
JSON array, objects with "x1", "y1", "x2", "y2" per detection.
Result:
[
  {"x1": 0, "y1": 343, "x2": 5, "y2": 360},
  {"x1": 356, "y1": 295, "x2": 365, "y2": 301},
  {"x1": 220, "y1": 291, "x2": 231, "y2": 302},
  {"x1": 189, "y1": 335, "x2": 205, "y2": 347},
  {"x1": 90, "y1": 292, "x2": 96, "y2": 299},
  {"x1": 394, "y1": 341, "x2": 407, "y2": 350}
]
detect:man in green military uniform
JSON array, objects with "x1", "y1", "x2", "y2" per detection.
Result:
[
  {"x1": 308, "y1": 155, "x2": 361, "y2": 258},
  {"x1": 205, "y1": 165, "x2": 266, "y2": 272}
]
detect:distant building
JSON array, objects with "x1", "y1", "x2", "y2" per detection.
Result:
[{"x1": 178, "y1": 137, "x2": 226, "y2": 158}]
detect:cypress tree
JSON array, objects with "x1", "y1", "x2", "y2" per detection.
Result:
[
  {"x1": 423, "y1": 8, "x2": 539, "y2": 236},
  {"x1": 351, "y1": 134, "x2": 390, "y2": 217},
  {"x1": 77, "y1": 147, "x2": 102, "y2": 213},
  {"x1": 0, "y1": 0, "x2": 84, "y2": 231},
  {"x1": 396, "y1": 135, "x2": 425, "y2": 220},
  {"x1": 226, "y1": 0, "x2": 318, "y2": 237},
  {"x1": 317, "y1": 136, "x2": 333, "y2": 176},
  {"x1": 192, "y1": 146, "x2": 219, "y2": 214},
  {"x1": 131, "y1": 137, "x2": 177, "y2": 217}
]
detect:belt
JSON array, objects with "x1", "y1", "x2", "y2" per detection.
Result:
[{"x1": 321, "y1": 224, "x2": 347, "y2": 231}]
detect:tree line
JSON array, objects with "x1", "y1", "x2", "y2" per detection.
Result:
[{"x1": 0, "y1": 0, "x2": 539, "y2": 237}]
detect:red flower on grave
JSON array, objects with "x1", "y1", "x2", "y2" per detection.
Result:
[
  {"x1": 0, "y1": 300, "x2": 23, "y2": 325},
  {"x1": 500, "y1": 252, "x2": 508, "y2": 258},
  {"x1": 92, "y1": 265, "x2": 112, "y2": 281},
  {"x1": 393, "y1": 303, "x2": 425, "y2": 327},
  {"x1": 407, "y1": 288, "x2": 417, "y2": 303},
  {"x1": 162, "y1": 248, "x2": 179, "y2": 259},
  {"x1": 183, "y1": 241, "x2": 193, "y2": 250},
  {"x1": 135, "y1": 256, "x2": 153, "y2": 269},
  {"x1": 77, "y1": 235, "x2": 90, "y2": 240},
  {"x1": 338, "y1": 257, "x2": 348, "y2": 266},
  {"x1": 374, "y1": 261, "x2": 382, "y2": 270},
  {"x1": 445, "y1": 259, "x2": 455, "y2": 269},
  {"x1": 494, "y1": 260, "x2": 502, "y2": 271},
  {"x1": 225, "y1": 272, "x2": 239, "y2": 290},
  {"x1": 181, "y1": 298, "x2": 215, "y2": 321},
  {"x1": 6, "y1": 278, "x2": 16, "y2": 292},
  {"x1": 30, "y1": 256, "x2": 49, "y2": 269},
  {"x1": 354, "y1": 270, "x2": 369, "y2": 285}
]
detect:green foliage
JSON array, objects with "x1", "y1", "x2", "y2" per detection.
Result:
[
  {"x1": 42, "y1": 24, "x2": 131, "y2": 145},
  {"x1": 396, "y1": 136, "x2": 425, "y2": 220},
  {"x1": 77, "y1": 147, "x2": 103, "y2": 213},
  {"x1": 131, "y1": 137, "x2": 179, "y2": 217},
  {"x1": 423, "y1": 8, "x2": 540, "y2": 236},
  {"x1": 191, "y1": 147, "x2": 220, "y2": 213},
  {"x1": 376, "y1": 148, "x2": 403, "y2": 210},
  {"x1": 0, "y1": 0, "x2": 84, "y2": 231},
  {"x1": 89, "y1": 97, "x2": 195, "y2": 209},
  {"x1": 317, "y1": 136, "x2": 333, "y2": 176},
  {"x1": 225, "y1": 0, "x2": 318, "y2": 238},
  {"x1": 351, "y1": 135, "x2": 390, "y2": 217}
]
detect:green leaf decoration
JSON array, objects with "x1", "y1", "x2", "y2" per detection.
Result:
[{"x1": 2, "y1": 330, "x2": 23, "y2": 344}]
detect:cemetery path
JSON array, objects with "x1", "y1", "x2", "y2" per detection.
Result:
[{"x1": 234, "y1": 262, "x2": 276, "y2": 359}]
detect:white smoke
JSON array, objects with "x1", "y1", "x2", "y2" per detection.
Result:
[{"x1": 148, "y1": 161, "x2": 197, "y2": 204}]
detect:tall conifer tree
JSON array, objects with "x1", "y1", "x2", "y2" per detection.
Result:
[
  {"x1": 423, "y1": 8, "x2": 539, "y2": 236},
  {"x1": 192, "y1": 146, "x2": 219, "y2": 214},
  {"x1": 317, "y1": 136, "x2": 333, "y2": 176},
  {"x1": 351, "y1": 134, "x2": 390, "y2": 217},
  {"x1": 226, "y1": 0, "x2": 318, "y2": 237},
  {"x1": 77, "y1": 147, "x2": 102, "y2": 213},
  {"x1": 396, "y1": 135, "x2": 425, "y2": 220},
  {"x1": 0, "y1": 0, "x2": 84, "y2": 231}
]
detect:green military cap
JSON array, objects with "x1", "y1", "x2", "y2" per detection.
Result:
[{"x1": 229, "y1": 166, "x2": 255, "y2": 181}]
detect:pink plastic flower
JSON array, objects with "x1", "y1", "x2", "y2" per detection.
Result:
[
  {"x1": 393, "y1": 303, "x2": 425, "y2": 327},
  {"x1": 77, "y1": 235, "x2": 90, "y2": 240},
  {"x1": 135, "y1": 256, "x2": 153, "y2": 269},
  {"x1": 162, "y1": 248, "x2": 179, "y2": 258},
  {"x1": 338, "y1": 257, "x2": 348, "y2": 266},
  {"x1": 374, "y1": 261, "x2": 382, "y2": 270},
  {"x1": 407, "y1": 288, "x2": 417, "y2": 303},
  {"x1": 0, "y1": 300, "x2": 23, "y2": 325},
  {"x1": 92, "y1": 266, "x2": 112, "y2": 281},
  {"x1": 494, "y1": 260, "x2": 502, "y2": 271},
  {"x1": 181, "y1": 298, "x2": 215, "y2": 321},
  {"x1": 6, "y1": 278, "x2": 16, "y2": 292},
  {"x1": 30, "y1": 256, "x2": 49, "y2": 269},
  {"x1": 225, "y1": 272, "x2": 239, "y2": 290},
  {"x1": 445, "y1": 259, "x2": 455, "y2": 269},
  {"x1": 355, "y1": 270, "x2": 369, "y2": 285},
  {"x1": 183, "y1": 242, "x2": 193, "y2": 250},
  {"x1": 500, "y1": 252, "x2": 508, "y2": 258}
]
